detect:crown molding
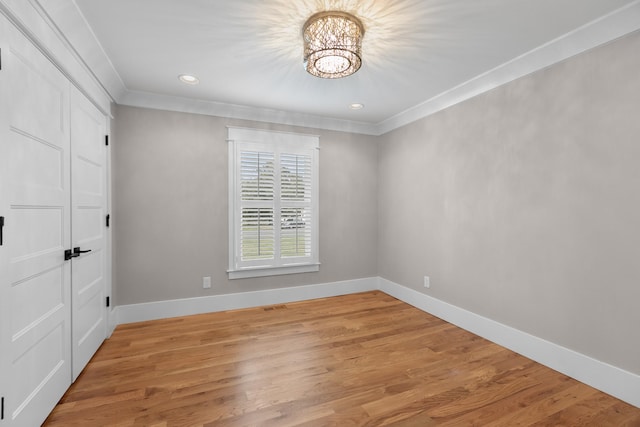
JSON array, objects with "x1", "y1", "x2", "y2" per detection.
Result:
[
  {"x1": 0, "y1": 0, "x2": 112, "y2": 114},
  {"x1": 31, "y1": 0, "x2": 126, "y2": 102},
  {"x1": 374, "y1": 0, "x2": 640, "y2": 135},
  {"x1": 12, "y1": 0, "x2": 640, "y2": 136},
  {"x1": 119, "y1": 90, "x2": 379, "y2": 135},
  {"x1": 114, "y1": 0, "x2": 640, "y2": 136}
]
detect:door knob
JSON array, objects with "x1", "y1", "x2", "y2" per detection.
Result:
[
  {"x1": 64, "y1": 249, "x2": 79, "y2": 261},
  {"x1": 73, "y1": 247, "x2": 92, "y2": 254}
]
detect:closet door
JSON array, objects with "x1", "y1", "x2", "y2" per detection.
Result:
[
  {"x1": 0, "y1": 13, "x2": 8, "y2": 423},
  {"x1": 0, "y1": 17, "x2": 72, "y2": 426},
  {"x1": 70, "y1": 87, "x2": 108, "y2": 380}
]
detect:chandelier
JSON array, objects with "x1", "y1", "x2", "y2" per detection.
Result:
[{"x1": 302, "y1": 11, "x2": 365, "y2": 79}]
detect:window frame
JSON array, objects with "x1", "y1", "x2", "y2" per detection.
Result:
[{"x1": 227, "y1": 127, "x2": 320, "y2": 279}]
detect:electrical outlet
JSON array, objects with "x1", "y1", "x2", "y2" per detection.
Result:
[
  {"x1": 203, "y1": 276, "x2": 211, "y2": 289},
  {"x1": 423, "y1": 276, "x2": 430, "y2": 288}
]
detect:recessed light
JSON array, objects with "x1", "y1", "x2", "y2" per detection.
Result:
[
  {"x1": 178, "y1": 74, "x2": 199, "y2": 85},
  {"x1": 349, "y1": 103, "x2": 364, "y2": 110}
]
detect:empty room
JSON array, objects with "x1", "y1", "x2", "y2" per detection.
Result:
[{"x1": 1, "y1": 0, "x2": 639, "y2": 425}]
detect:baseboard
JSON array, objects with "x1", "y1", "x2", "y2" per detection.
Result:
[
  {"x1": 378, "y1": 277, "x2": 640, "y2": 409},
  {"x1": 115, "y1": 277, "x2": 378, "y2": 325},
  {"x1": 111, "y1": 275, "x2": 639, "y2": 408}
]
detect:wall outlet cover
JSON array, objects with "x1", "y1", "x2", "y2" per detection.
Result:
[{"x1": 203, "y1": 276, "x2": 212, "y2": 289}]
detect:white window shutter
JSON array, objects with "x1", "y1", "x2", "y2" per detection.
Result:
[
  {"x1": 228, "y1": 128, "x2": 319, "y2": 279},
  {"x1": 239, "y1": 151, "x2": 275, "y2": 261},
  {"x1": 280, "y1": 153, "x2": 312, "y2": 259}
]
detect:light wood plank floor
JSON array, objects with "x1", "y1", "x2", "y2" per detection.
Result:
[{"x1": 44, "y1": 291, "x2": 640, "y2": 426}]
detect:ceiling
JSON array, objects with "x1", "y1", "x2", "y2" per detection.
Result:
[{"x1": 39, "y1": 0, "x2": 640, "y2": 134}]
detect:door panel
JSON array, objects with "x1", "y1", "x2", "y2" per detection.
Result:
[
  {"x1": 10, "y1": 267, "x2": 64, "y2": 336},
  {"x1": 0, "y1": 18, "x2": 72, "y2": 427},
  {"x1": 70, "y1": 87, "x2": 107, "y2": 381},
  {"x1": 6, "y1": 131, "x2": 65, "y2": 191},
  {"x1": 10, "y1": 44, "x2": 68, "y2": 144}
]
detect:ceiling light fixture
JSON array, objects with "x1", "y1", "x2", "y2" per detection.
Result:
[
  {"x1": 178, "y1": 74, "x2": 199, "y2": 85},
  {"x1": 349, "y1": 103, "x2": 364, "y2": 110},
  {"x1": 303, "y1": 11, "x2": 364, "y2": 79}
]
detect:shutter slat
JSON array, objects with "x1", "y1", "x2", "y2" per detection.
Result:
[
  {"x1": 240, "y1": 207, "x2": 274, "y2": 260},
  {"x1": 281, "y1": 153, "x2": 312, "y2": 202},
  {"x1": 280, "y1": 206, "x2": 311, "y2": 258},
  {"x1": 241, "y1": 151, "x2": 274, "y2": 201}
]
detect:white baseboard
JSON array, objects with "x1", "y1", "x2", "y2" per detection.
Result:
[
  {"x1": 378, "y1": 277, "x2": 640, "y2": 409},
  {"x1": 111, "y1": 276, "x2": 639, "y2": 408},
  {"x1": 115, "y1": 277, "x2": 378, "y2": 325}
]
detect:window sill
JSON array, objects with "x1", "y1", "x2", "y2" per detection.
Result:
[{"x1": 228, "y1": 263, "x2": 320, "y2": 279}]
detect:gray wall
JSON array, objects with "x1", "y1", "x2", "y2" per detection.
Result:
[
  {"x1": 378, "y1": 31, "x2": 640, "y2": 374},
  {"x1": 112, "y1": 106, "x2": 378, "y2": 305},
  {"x1": 112, "y1": 30, "x2": 639, "y2": 375}
]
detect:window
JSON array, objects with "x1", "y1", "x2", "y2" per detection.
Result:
[{"x1": 228, "y1": 127, "x2": 319, "y2": 279}]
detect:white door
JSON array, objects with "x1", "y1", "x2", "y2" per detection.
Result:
[
  {"x1": 0, "y1": 18, "x2": 72, "y2": 426},
  {"x1": 0, "y1": 15, "x2": 9, "y2": 424},
  {"x1": 70, "y1": 87, "x2": 108, "y2": 380}
]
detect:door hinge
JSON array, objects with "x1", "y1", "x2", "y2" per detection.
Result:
[
  {"x1": 1, "y1": 396, "x2": 4, "y2": 420},
  {"x1": 106, "y1": 214, "x2": 110, "y2": 228},
  {"x1": 0, "y1": 216, "x2": 4, "y2": 246},
  {"x1": 106, "y1": 296, "x2": 110, "y2": 308},
  {"x1": 105, "y1": 135, "x2": 109, "y2": 146}
]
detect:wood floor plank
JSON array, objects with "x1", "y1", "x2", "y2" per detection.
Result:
[{"x1": 44, "y1": 291, "x2": 640, "y2": 426}]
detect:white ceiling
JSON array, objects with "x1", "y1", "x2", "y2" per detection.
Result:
[{"x1": 39, "y1": 0, "x2": 640, "y2": 134}]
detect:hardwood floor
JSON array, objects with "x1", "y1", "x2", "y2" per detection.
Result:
[{"x1": 44, "y1": 291, "x2": 640, "y2": 426}]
